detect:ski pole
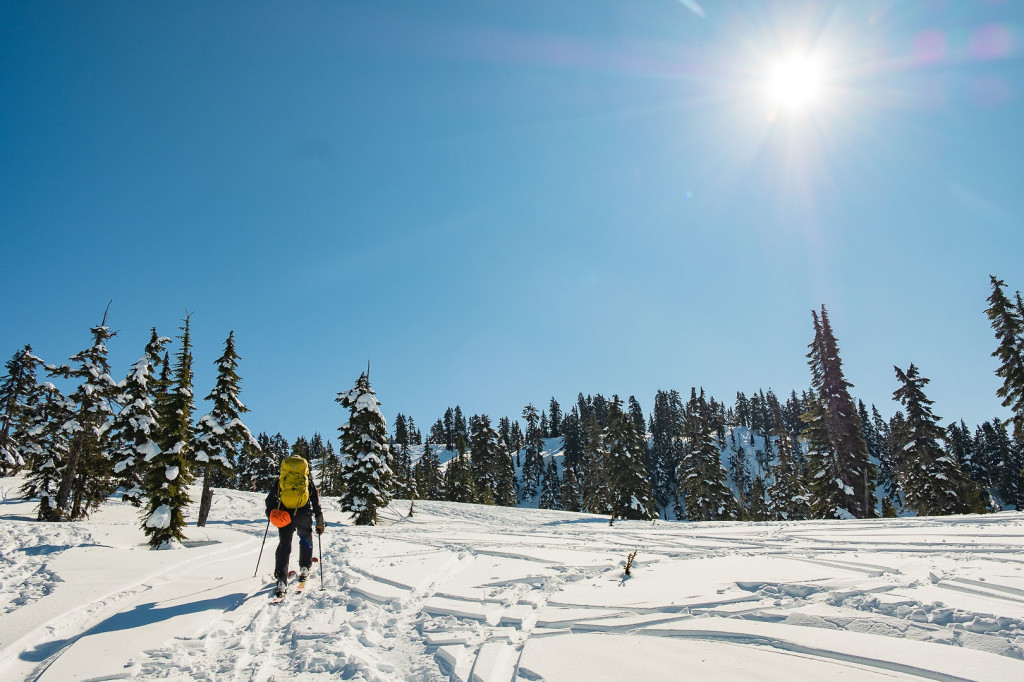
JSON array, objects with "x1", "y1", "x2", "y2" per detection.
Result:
[
  {"x1": 254, "y1": 516, "x2": 270, "y2": 578},
  {"x1": 318, "y1": 529, "x2": 324, "y2": 590}
]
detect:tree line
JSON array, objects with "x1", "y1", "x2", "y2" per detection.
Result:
[
  {"x1": 342, "y1": 275, "x2": 1024, "y2": 523},
  {"x1": 0, "y1": 312, "x2": 261, "y2": 546},
  {"x1": 2, "y1": 275, "x2": 1023, "y2": 529}
]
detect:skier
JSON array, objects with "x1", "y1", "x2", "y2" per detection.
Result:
[{"x1": 265, "y1": 456, "x2": 325, "y2": 596}]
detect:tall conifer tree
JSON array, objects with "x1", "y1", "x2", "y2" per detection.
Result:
[
  {"x1": 605, "y1": 396, "x2": 655, "y2": 521},
  {"x1": 142, "y1": 315, "x2": 197, "y2": 547},
  {"x1": 677, "y1": 388, "x2": 735, "y2": 521},
  {"x1": 19, "y1": 382, "x2": 73, "y2": 519},
  {"x1": 538, "y1": 458, "x2": 560, "y2": 510},
  {"x1": 194, "y1": 331, "x2": 260, "y2": 526},
  {"x1": 46, "y1": 314, "x2": 120, "y2": 521},
  {"x1": 109, "y1": 329, "x2": 168, "y2": 507},
  {"x1": 892, "y1": 364, "x2": 963, "y2": 516},
  {"x1": 803, "y1": 307, "x2": 875, "y2": 518},
  {"x1": 0, "y1": 345, "x2": 43, "y2": 475},
  {"x1": 337, "y1": 371, "x2": 392, "y2": 525},
  {"x1": 985, "y1": 276, "x2": 1024, "y2": 436},
  {"x1": 581, "y1": 413, "x2": 610, "y2": 514}
]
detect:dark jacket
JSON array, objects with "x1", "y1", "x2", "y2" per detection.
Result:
[{"x1": 265, "y1": 473, "x2": 323, "y2": 521}]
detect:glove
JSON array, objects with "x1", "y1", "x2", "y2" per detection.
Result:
[{"x1": 316, "y1": 515, "x2": 325, "y2": 535}]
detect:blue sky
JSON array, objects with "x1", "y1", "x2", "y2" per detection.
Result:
[{"x1": 2, "y1": 1, "x2": 1022, "y2": 442}]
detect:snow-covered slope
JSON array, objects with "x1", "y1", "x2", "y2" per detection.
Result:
[{"x1": 2, "y1": 477, "x2": 1024, "y2": 681}]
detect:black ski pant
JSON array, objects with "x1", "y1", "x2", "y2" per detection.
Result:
[{"x1": 274, "y1": 508, "x2": 313, "y2": 579}]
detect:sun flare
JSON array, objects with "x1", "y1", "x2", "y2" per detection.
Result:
[{"x1": 767, "y1": 55, "x2": 824, "y2": 111}]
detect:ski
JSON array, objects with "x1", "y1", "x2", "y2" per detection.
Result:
[
  {"x1": 270, "y1": 570, "x2": 296, "y2": 603},
  {"x1": 295, "y1": 579, "x2": 307, "y2": 594}
]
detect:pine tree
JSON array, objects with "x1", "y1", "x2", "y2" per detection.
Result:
[
  {"x1": 46, "y1": 314, "x2": 120, "y2": 521},
  {"x1": 520, "y1": 403, "x2": 544, "y2": 500},
  {"x1": 986, "y1": 276, "x2": 1024, "y2": 436},
  {"x1": 767, "y1": 412, "x2": 811, "y2": 520},
  {"x1": 560, "y1": 408, "x2": 585, "y2": 472},
  {"x1": 337, "y1": 371, "x2": 392, "y2": 525},
  {"x1": 650, "y1": 390, "x2": 684, "y2": 519},
  {"x1": 945, "y1": 420, "x2": 986, "y2": 512},
  {"x1": 0, "y1": 345, "x2": 44, "y2": 475},
  {"x1": 539, "y1": 458, "x2": 560, "y2": 510},
  {"x1": 559, "y1": 463, "x2": 582, "y2": 512},
  {"x1": 747, "y1": 476, "x2": 769, "y2": 521},
  {"x1": 802, "y1": 307, "x2": 875, "y2": 518},
  {"x1": 892, "y1": 364, "x2": 963, "y2": 516},
  {"x1": 318, "y1": 439, "x2": 344, "y2": 496},
  {"x1": 443, "y1": 408, "x2": 455, "y2": 450},
  {"x1": 678, "y1": 388, "x2": 735, "y2": 521},
  {"x1": 194, "y1": 331, "x2": 260, "y2": 526},
  {"x1": 142, "y1": 315, "x2": 197, "y2": 547},
  {"x1": 873, "y1": 405, "x2": 902, "y2": 505},
  {"x1": 509, "y1": 421, "x2": 524, "y2": 460},
  {"x1": 469, "y1": 414, "x2": 509, "y2": 505},
  {"x1": 973, "y1": 419, "x2": 1020, "y2": 509},
  {"x1": 728, "y1": 444, "x2": 751, "y2": 515},
  {"x1": 549, "y1": 398, "x2": 562, "y2": 438},
  {"x1": 416, "y1": 441, "x2": 443, "y2": 500},
  {"x1": 605, "y1": 397, "x2": 655, "y2": 521},
  {"x1": 109, "y1": 329, "x2": 169, "y2": 507},
  {"x1": 391, "y1": 413, "x2": 414, "y2": 499},
  {"x1": 581, "y1": 413, "x2": 610, "y2": 514},
  {"x1": 19, "y1": 382, "x2": 73, "y2": 519},
  {"x1": 443, "y1": 450, "x2": 476, "y2": 503}
]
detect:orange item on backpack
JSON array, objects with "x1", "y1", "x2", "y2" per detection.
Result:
[{"x1": 269, "y1": 509, "x2": 291, "y2": 528}]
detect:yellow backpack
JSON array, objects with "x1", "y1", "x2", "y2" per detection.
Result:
[{"x1": 278, "y1": 456, "x2": 310, "y2": 510}]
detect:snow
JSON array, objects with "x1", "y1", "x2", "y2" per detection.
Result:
[
  {"x1": 144, "y1": 504, "x2": 171, "y2": 529},
  {"x1": 2, "y1": 476, "x2": 1024, "y2": 681}
]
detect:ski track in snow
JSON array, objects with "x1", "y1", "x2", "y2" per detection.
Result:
[{"x1": 2, "y1": 479, "x2": 1024, "y2": 681}]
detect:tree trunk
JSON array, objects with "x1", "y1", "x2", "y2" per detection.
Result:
[
  {"x1": 197, "y1": 462, "x2": 213, "y2": 527},
  {"x1": 49, "y1": 434, "x2": 83, "y2": 521}
]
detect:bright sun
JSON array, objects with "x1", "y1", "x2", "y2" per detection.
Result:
[{"x1": 767, "y1": 55, "x2": 824, "y2": 111}]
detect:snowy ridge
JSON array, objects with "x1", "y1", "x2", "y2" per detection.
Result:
[{"x1": 2, "y1": 477, "x2": 1024, "y2": 680}]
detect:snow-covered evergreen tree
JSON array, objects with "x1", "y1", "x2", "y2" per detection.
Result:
[
  {"x1": 46, "y1": 316, "x2": 120, "y2": 521},
  {"x1": 337, "y1": 371, "x2": 392, "y2": 525},
  {"x1": 581, "y1": 413, "x2": 610, "y2": 514},
  {"x1": 678, "y1": 388, "x2": 735, "y2": 521},
  {"x1": 558, "y1": 463, "x2": 581, "y2": 512},
  {"x1": 986, "y1": 276, "x2": 1024, "y2": 437},
  {"x1": 728, "y1": 443, "x2": 751, "y2": 513},
  {"x1": 649, "y1": 389, "x2": 684, "y2": 519},
  {"x1": 414, "y1": 442, "x2": 442, "y2": 500},
  {"x1": 443, "y1": 450, "x2": 476, "y2": 503},
  {"x1": 892, "y1": 364, "x2": 963, "y2": 516},
  {"x1": 470, "y1": 414, "x2": 507, "y2": 504},
  {"x1": 142, "y1": 315, "x2": 196, "y2": 548},
  {"x1": 548, "y1": 397, "x2": 562, "y2": 438},
  {"x1": 108, "y1": 329, "x2": 168, "y2": 506},
  {"x1": 802, "y1": 307, "x2": 875, "y2": 519},
  {"x1": 767, "y1": 416, "x2": 811, "y2": 520},
  {"x1": 520, "y1": 403, "x2": 544, "y2": 500},
  {"x1": 605, "y1": 396, "x2": 655, "y2": 521},
  {"x1": 747, "y1": 476, "x2": 769, "y2": 521},
  {"x1": 317, "y1": 439, "x2": 343, "y2": 496},
  {"x1": 19, "y1": 382, "x2": 74, "y2": 519},
  {"x1": 0, "y1": 345, "x2": 44, "y2": 475},
  {"x1": 539, "y1": 457, "x2": 560, "y2": 510},
  {"x1": 194, "y1": 331, "x2": 260, "y2": 526}
]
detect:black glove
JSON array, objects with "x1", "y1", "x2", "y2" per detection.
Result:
[{"x1": 315, "y1": 515, "x2": 325, "y2": 535}]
